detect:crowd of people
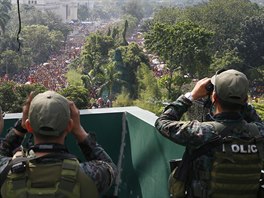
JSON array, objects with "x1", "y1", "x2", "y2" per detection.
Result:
[
  {"x1": 1, "y1": 21, "x2": 263, "y2": 106},
  {"x1": 0, "y1": 19, "x2": 264, "y2": 196},
  {"x1": 0, "y1": 20, "x2": 119, "y2": 109},
  {"x1": 2, "y1": 22, "x2": 114, "y2": 109},
  {"x1": 9, "y1": 27, "x2": 85, "y2": 91},
  {"x1": 0, "y1": 21, "x2": 104, "y2": 90}
]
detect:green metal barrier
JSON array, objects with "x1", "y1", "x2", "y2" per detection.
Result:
[{"x1": 1, "y1": 107, "x2": 185, "y2": 198}]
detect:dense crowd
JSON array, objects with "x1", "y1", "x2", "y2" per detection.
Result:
[
  {"x1": 0, "y1": 22, "x2": 116, "y2": 108},
  {"x1": 1, "y1": 21, "x2": 262, "y2": 105},
  {"x1": 0, "y1": 22, "x2": 95, "y2": 91},
  {"x1": 9, "y1": 32, "x2": 84, "y2": 91}
]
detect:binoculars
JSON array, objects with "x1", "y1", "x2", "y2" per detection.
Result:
[{"x1": 205, "y1": 82, "x2": 214, "y2": 94}]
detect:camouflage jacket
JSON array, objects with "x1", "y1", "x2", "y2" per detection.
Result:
[
  {"x1": 0, "y1": 128, "x2": 117, "y2": 195},
  {"x1": 155, "y1": 95, "x2": 264, "y2": 151}
]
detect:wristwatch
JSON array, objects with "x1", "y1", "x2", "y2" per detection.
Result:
[{"x1": 184, "y1": 92, "x2": 193, "y2": 102}]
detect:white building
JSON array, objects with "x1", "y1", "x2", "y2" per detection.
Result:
[{"x1": 11, "y1": 0, "x2": 78, "y2": 23}]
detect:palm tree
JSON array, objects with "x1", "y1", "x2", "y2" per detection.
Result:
[
  {"x1": 99, "y1": 62, "x2": 123, "y2": 98},
  {"x1": 0, "y1": 0, "x2": 12, "y2": 34}
]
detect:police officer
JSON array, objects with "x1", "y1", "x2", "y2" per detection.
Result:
[
  {"x1": 155, "y1": 69, "x2": 264, "y2": 198},
  {"x1": 0, "y1": 91, "x2": 117, "y2": 197}
]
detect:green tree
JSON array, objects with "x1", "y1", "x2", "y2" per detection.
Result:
[
  {"x1": 121, "y1": 20, "x2": 129, "y2": 46},
  {"x1": 137, "y1": 63, "x2": 161, "y2": 102},
  {"x1": 21, "y1": 25, "x2": 64, "y2": 64},
  {"x1": 49, "y1": 30, "x2": 65, "y2": 53},
  {"x1": 134, "y1": 63, "x2": 165, "y2": 115},
  {"x1": 0, "y1": 0, "x2": 11, "y2": 34},
  {"x1": 59, "y1": 85, "x2": 90, "y2": 110},
  {"x1": 210, "y1": 50, "x2": 244, "y2": 72},
  {"x1": 152, "y1": 0, "x2": 262, "y2": 55},
  {"x1": 14, "y1": 83, "x2": 47, "y2": 112},
  {"x1": 43, "y1": 11, "x2": 71, "y2": 41},
  {"x1": 78, "y1": 5, "x2": 90, "y2": 21},
  {"x1": 99, "y1": 62, "x2": 122, "y2": 98},
  {"x1": 184, "y1": 0, "x2": 262, "y2": 52},
  {"x1": 122, "y1": 0, "x2": 143, "y2": 21},
  {"x1": 94, "y1": 7, "x2": 112, "y2": 21},
  {"x1": 81, "y1": 72, "x2": 99, "y2": 99},
  {"x1": 8, "y1": 5, "x2": 71, "y2": 39},
  {"x1": 0, "y1": 81, "x2": 46, "y2": 113},
  {"x1": 66, "y1": 69, "x2": 83, "y2": 87},
  {"x1": 141, "y1": 1, "x2": 155, "y2": 18},
  {"x1": 0, "y1": 50, "x2": 19, "y2": 75},
  {"x1": 253, "y1": 102, "x2": 264, "y2": 120},
  {"x1": 120, "y1": 14, "x2": 139, "y2": 36},
  {"x1": 81, "y1": 33, "x2": 114, "y2": 77},
  {"x1": 81, "y1": 72, "x2": 97, "y2": 90},
  {"x1": 112, "y1": 88, "x2": 133, "y2": 107},
  {"x1": 157, "y1": 71, "x2": 187, "y2": 101},
  {"x1": 0, "y1": 34, "x2": 32, "y2": 72},
  {"x1": 231, "y1": 15, "x2": 264, "y2": 79},
  {"x1": 152, "y1": 7, "x2": 181, "y2": 25},
  {"x1": 0, "y1": 34, "x2": 18, "y2": 51},
  {"x1": 117, "y1": 42, "x2": 149, "y2": 99},
  {"x1": 145, "y1": 22, "x2": 213, "y2": 78},
  {"x1": 0, "y1": 81, "x2": 18, "y2": 113},
  {"x1": 145, "y1": 21, "x2": 213, "y2": 99}
]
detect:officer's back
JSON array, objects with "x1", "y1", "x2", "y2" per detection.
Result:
[
  {"x1": 155, "y1": 69, "x2": 264, "y2": 198},
  {"x1": 0, "y1": 91, "x2": 117, "y2": 197}
]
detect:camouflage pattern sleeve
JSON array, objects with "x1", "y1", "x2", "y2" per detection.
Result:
[
  {"x1": 241, "y1": 103, "x2": 262, "y2": 123},
  {"x1": 155, "y1": 95, "x2": 216, "y2": 149},
  {"x1": 0, "y1": 128, "x2": 24, "y2": 172},
  {"x1": 78, "y1": 134, "x2": 117, "y2": 194},
  {"x1": 0, "y1": 128, "x2": 24, "y2": 157}
]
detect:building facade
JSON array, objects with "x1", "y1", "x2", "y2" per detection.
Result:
[{"x1": 11, "y1": 0, "x2": 78, "y2": 23}]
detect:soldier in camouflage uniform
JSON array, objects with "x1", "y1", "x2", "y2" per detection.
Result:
[
  {"x1": 155, "y1": 69, "x2": 264, "y2": 198},
  {"x1": 0, "y1": 91, "x2": 117, "y2": 197}
]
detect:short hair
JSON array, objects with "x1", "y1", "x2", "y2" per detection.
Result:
[
  {"x1": 217, "y1": 96, "x2": 244, "y2": 111},
  {"x1": 34, "y1": 130, "x2": 63, "y2": 143}
]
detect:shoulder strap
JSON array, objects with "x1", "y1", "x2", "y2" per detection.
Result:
[
  {"x1": 58, "y1": 158, "x2": 79, "y2": 194},
  {"x1": 0, "y1": 157, "x2": 27, "y2": 188},
  {"x1": 248, "y1": 123, "x2": 264, "y2": 161},
  {"x1": 174, "y1": 122, "x2": 236, "y2": 181},
  {"x1": 206, "y1": 121, "x2": 225, "y2": 131},
  {"x1": 191, "y1": 122, "x2": 236, "y2": 160},
  {"x1": 248, "y1": 122, "x2": 260, "y2": 136},
  {"x1": 0, "y1": 152, "x2": 76, "y2": 188}
]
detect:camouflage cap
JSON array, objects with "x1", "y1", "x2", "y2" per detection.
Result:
[
  {"x1": 211, "y1": 69, "x2": 249, "y2": 105},
  {"x1": 29, "y1": 91, "x2": 70, "y2": 136}
]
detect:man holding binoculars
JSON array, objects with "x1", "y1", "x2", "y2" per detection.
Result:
[
  {"x1": 155, "y1": 69, "x2": 264, "y2": 198},
  {"x1": 0, "y1": 91, "x2": 117, "y2": 198}
]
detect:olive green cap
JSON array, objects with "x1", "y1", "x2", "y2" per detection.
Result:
[
  {"x1": 211, "y1": 69, "x2": 249, "y2": 105},
  {"x1": 29, "y1": 91, "x2": 70, "y2": 136}
]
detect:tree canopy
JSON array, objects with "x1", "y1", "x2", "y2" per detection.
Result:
[
  {"x1": 145, "y1": 21, "x2": 213, "y2": 99},
  {"x1": 0, "y1": 0, "x2": 11, "y2": 34},
  {"x1": 21, "y1": 25, "x2": 64, "y2": 64}
]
